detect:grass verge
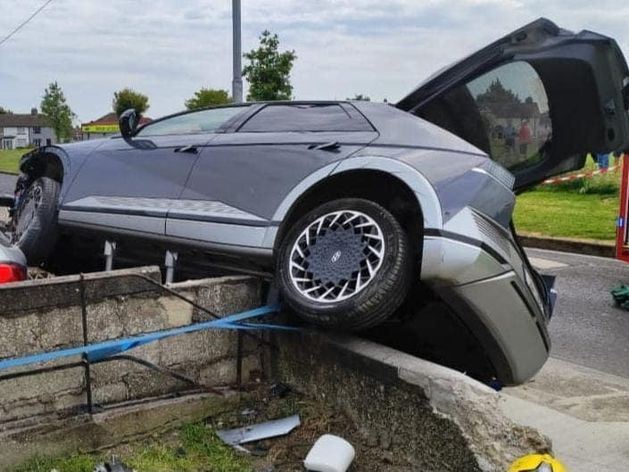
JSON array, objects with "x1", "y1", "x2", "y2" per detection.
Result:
[
  {"x1": 11, "y1": 422, "x2": 252, "y2": 472},
  {"x1": 0, "y1": 149, "x2": 25, "y2": 174},
  {"x1": 514, "y1": 191, "x2": 618, "y2": 241}
]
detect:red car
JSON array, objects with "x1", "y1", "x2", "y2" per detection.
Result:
[{"x1": 0, "y1": 233, "x2": 26, "y2": 284}]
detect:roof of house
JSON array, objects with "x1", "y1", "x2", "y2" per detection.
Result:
[{"x1": 0, "y1": 113, "x2": 50, "y2": 128}]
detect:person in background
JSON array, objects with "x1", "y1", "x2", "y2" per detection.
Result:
[
  {"x1": 596, "y1": 152, "x2": 610, "y2": 171},
  {"x1": 518, "y1": 120, "x2": 532, "y2": 156}
]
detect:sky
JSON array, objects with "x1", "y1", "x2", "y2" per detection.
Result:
[{"x1": 1, "y1": 0, "x2": 629, "y2": 123}]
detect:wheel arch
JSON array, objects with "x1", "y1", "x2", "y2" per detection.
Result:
[
  {"x1": 271, "y1": 156, "x2": 442, "y2": 254},
  {"x1": 19, "y1": 147, "x2": 67, "y2": 184}
]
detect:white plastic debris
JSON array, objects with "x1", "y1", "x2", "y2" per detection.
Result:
[
  {"x1": 216, "y1": 414, "x2": 301, "y2": 445},
  {"x1": 304, "y1": 434, "x2": 356, "y2": 472}
]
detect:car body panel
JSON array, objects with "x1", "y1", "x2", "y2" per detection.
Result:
[{"x1": 397, "y1": 17, "x2": 629, "y2": 190}]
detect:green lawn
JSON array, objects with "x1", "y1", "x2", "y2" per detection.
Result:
[
  {"x1": 513, "y1": 191, "x2": 618, "y2": 241},
  {"x1": 513, "y1": 155, "x2": 621, "y2": 241},
  {"x1": 0, "y1": 149, "x2": 25, "y2": 174}
]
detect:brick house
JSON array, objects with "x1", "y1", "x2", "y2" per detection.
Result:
[{"x1": 0, "y1": 108, "x2": 56, "y2": 149}]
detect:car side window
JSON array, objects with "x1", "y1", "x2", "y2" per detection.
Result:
[
  {"x1": 238, "y1": 104, "x2": 373, "y2": 132},
  {"x1": 137, "y1": 106, "x2": 248, "y2": 137},
  {"x1": 418, "y1": 61, "x2": 552, "y2": 172}
]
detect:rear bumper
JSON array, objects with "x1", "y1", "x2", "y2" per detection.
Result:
[{"x1": 421, "y1": 220, "x2": 552, "y2": 385}]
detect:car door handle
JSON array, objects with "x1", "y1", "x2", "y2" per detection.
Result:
[
  {"x1": 174, "y1": 145, "x2": 199, "y2": 154},
  {"x1": 308, "y1": 141, "x2": 340, "y2": 152}
]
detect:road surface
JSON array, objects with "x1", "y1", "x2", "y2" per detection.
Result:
[
  {"x1": 0, "y1": 173, "x2": 15, "y2": 195},
  {"x1": 527, "y1": 247, "x2": 629, "y2": 379}
]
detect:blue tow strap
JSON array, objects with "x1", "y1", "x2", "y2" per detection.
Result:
[{"x1": 0, "y1": 303, "x2": 294, "y2": 371}]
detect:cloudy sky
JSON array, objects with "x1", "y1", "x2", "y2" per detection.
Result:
[{"x1": 1, "y1": 0, "x2": 629, "y2": 123}]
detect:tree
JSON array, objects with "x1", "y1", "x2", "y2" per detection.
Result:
[
  {"x1": 40, "y1": 82, "x2": 75, "y2": 142},
  {"x1": 242, "y1": 30, "x2": 297, "y2": 101},
  {"x1": 476, "y1": 79, "x2": 521, "y2": 116},
  {"x1": 112, "y1": 88, "x2": 149, "y2": 117},
  {"x1": 347, "y1": 94, "x2": 371, "y2": 101},
  {"x1": 184, "y1": 88, "x2": 231, "y2": 110},
  {"x1": 0, "y1": 106, "x2": 12, "y2": 114}
]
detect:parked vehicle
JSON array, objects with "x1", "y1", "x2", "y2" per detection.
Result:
[
  {"x1": 7, "y1": 18, "x2": 629, "y2": 384},
  {"x1": 0, "y1": 233, "x2": 26, "y2": 284}
]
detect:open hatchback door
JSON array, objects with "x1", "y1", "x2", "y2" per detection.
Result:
[{"x1": 397, "y1": 18, "x2": 629, "y2": 191}]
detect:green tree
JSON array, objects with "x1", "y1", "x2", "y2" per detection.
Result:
[
  {"x1": 112, "y1": 88, "x2": 149, "y2": 117},
  {"x1": 40, "y1": 82, "x2": 75, "y2": 142},
  {"x1": 476, "y1": 79, "x2": 521, "y2": 115},
  {"x1": 242, "y1": 30, "x2": 297, "y2": 101},
  {"x1": 347, "y1": 94, "x2": 371, "y2": 101},
  {"x1": 184, "y1": 88, "x2": 231, "y2": 110},
  {"x1": 0, "y1": 106, "x2": 12, "y2": 114}
]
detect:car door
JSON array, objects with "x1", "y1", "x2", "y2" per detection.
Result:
[
  {"x1": 167, "y1": 102, "x2": 379, "y2": 251},
  {"x1": 397, "y1": 18, "x2": 629, "y2": 191},
  {"x1": 60, "y1": 106, "x2": 248, "y2": 236}
]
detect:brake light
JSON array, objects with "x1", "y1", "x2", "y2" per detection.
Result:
[{"x1": 0, "y1": 264, "x2": 27, "y2": 283}]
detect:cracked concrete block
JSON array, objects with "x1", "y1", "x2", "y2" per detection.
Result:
[
  {"x1": 0, "y1": 313, "x2": 41, "y2": 357},
  {"x1": 38, "y1": 307, "x2": 83, "y2": 350},
  {"x1": 159, "y1": 330, "x2": 237, "y2": 367},
  {"x1": 189, "y1": 277, "x2": 261, "y2": 321},
  {"x1": 159, "y1": 294, "x2": 193, "y2": 327},
  {"x1": 85, "y1": 301, "x2": 125, "y2": 342},
  {"x1": 119, "y1": 296, "x2": 167, "y2": 335},
  {"x1": 94, "y1": 382, "x2": 129, "y2": 405},
  {"x1": 198, "y1": 354, "x2": 260, "y2": 385}
]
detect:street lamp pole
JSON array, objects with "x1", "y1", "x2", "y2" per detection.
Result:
[{"x1": 232, "y1": 0, "x2": 243, "y2": 103}]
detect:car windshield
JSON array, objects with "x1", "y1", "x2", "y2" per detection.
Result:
[{"x1": 137, "y1": 106, "x2": 247, "y2": 137}]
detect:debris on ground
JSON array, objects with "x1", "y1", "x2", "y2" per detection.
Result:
[
  {"x1": 304, "y1": 434, "x2": 356, "y2": 472},
  {"x1": 15, "y1": 382, "x2": 414, "y2": 471},
  {"x1": 611, "y1": 285, "x2": 629, "y2": 309},
  {"x1": 217, "y1": 414, "x2": 301, "y2": 446},
  {"x1": 93, "y1": 458, "x2": 135, "y2": 472}
]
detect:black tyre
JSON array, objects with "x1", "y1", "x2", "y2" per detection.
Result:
[
  {"x1": 277, "y1": 198, "x2": 414, "y2": 330},
  {"x1": 11, "y1": 177, "x2": 60, "y2": 264}
]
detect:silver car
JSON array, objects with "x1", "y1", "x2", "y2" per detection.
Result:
[{"x1": 7, "y1": 19, "x2": 629, "y2": 384}]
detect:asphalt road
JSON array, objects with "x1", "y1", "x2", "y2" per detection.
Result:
[
  {"x1": 0, "y1": 173, "x2": 16, "y2": 195},
  {"x1": 526, "y1": 247, "x2": 629, "y2": 379}
]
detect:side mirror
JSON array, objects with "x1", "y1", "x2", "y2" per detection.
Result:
[{"x1": 119, "y1": 109, "x2": 138, "y2": 139}]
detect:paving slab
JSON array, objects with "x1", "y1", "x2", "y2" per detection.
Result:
[{"x1": 502, "y1": 357, "x2": 629, "y2": 471}]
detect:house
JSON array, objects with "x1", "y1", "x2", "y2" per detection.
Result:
[
  {"x1": 80, "y1": 112, "x2": 152, "y2": 140},
  {"x1": 0, "y1": 108, "x2": 56, "y2": 149}
]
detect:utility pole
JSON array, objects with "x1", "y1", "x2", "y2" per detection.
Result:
[{"x1": 232, "y1": 0, "x2": 243, "y2": 103}]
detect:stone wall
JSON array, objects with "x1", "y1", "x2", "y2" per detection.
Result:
[{"x1": 0, "y1": 267, "x2": 263, "y2": 424}]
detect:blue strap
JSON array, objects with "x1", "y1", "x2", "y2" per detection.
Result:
[{"x1": 0, "y1": 303, "x2": 294, "y2": 371}]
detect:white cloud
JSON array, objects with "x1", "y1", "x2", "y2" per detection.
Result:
[{"x1": 0, "y1": 0, "x2": 628, "y2": 122}]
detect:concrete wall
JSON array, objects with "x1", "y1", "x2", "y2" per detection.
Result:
[
  {"x1": 273, "y1": 332, "x2": 552, "y2": 471},
  {"x1": 0, "y1": 266, "x2": 263, "y2": 424}
]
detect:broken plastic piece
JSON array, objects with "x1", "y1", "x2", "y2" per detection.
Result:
[
  {"x1": 217, "y1": 414, "x2": 300, "y2": 445},
  {"x1": 304, "y1": 434, "x2": 355, "y2": 472}
]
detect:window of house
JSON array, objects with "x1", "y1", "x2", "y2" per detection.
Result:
[
  {"x1": 33, "y1": 138, "x2": 41, "y2": 147},
  {"x1": 33, "y1": 126, "x2": 41, "y2": 134},
  {"x1": 17, "y1": 127, "x2": 26, "y2": 135},
  {"x1": 16, "y1": 139, "x2": 27, "y2": 148},
  {"x1": 238, "y1": 103, "x2": 374, "y2": 133}
]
